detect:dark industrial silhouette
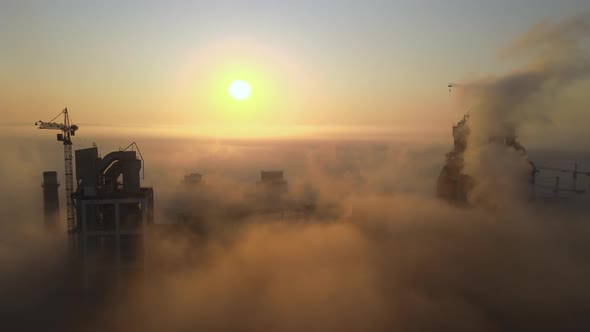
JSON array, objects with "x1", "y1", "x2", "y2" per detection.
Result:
[
  {"x1": 72, "y1": 144, "x2": 153, "y2": 292},
  {"x1": 41, "y1": 171, "x2": 60, "y2": 230},
  {"x1": 36, "y1": 108, "x2": 79, "y2": 233}
]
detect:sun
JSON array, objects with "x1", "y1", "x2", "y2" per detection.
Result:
[{"x1": 229, "y1": 80, "x2": 251, "y2": 100}]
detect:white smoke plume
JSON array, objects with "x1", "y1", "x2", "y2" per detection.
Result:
[
  {"x1": 1, "y1": 15, "x2": 590, "y2": 332},
  {"x1": 453, "y1": 14, "x2": 590, "y2": 206}
]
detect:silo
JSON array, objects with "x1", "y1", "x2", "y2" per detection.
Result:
[{"x1": 42, "y1": 171, "x2": 60, "y2": 229}]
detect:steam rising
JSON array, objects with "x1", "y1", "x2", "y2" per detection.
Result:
[
  {"x1": 460, "y1": 15, "x2": 590, "y2": 138},
  {"x1": 2, "y1": 15, "x2": 590, "y2": 332},
  {"x1": 455, "y1": 14, "x2": 590, "y2": 206}
]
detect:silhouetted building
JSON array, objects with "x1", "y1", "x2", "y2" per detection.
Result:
[
  {"x1": 42, "y1": 171, "x2": 60, "y2": 230},
  {"x1": 257, "y1": 170, "x2": 287, "y2": 191},
  {"x1": 184, "y1": 172, "x2": 203, "y2": 185},
  {"x1": 71, "y1": 146, "x2": 154, "y2": 293},
  {"x1": 254, "y1": 170, "x2": 288, "y2": 212}
]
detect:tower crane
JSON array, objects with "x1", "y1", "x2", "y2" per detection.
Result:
[{"x1": 35, "y1": 108, "x2": 79, "y2": 233}]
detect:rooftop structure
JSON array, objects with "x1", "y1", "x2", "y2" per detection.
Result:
[
  {"x1": 184, "y1": 173, "x2": 203, "y2": 185},
  {"x1": 254, "y1": 170, "x2": 288, "y2": 213},
  {"x1": 257, "y1": 170, "x2": 287, "y2": 190}
]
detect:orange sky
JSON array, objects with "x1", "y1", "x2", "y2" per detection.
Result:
[{"x1": 1, "y1": 1, "x2": 588, "y2": 141}]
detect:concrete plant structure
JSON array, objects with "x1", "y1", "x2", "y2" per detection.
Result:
[{"x1": 71, "y1": 145, "x2": 154, "y2": 293}]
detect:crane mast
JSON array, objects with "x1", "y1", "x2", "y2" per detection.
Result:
[{"x1": 35, "y1": 108, "x2": 79, "y2": 233}]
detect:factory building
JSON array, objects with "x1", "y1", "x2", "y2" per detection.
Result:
[
  {"x1": 256, "y1": 170, "x2": 287, "y2": 192},
  {"x1": 254, "y1": 170, "x2": 288, "y2": 213},
  {"x1": 71, "y1": 146, "x2": 154, "y2": 293},
  {"x1": 184, "y1": 172, "x2": 203, "y2": 185}
]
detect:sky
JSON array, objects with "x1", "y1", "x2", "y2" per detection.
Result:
[{"x1": 1, "y1": 0, "x2": 589, "y2": 138}]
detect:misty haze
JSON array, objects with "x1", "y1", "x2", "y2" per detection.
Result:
[{"x1": 2, "y1": 1, "x2": 590, "y2": 332}]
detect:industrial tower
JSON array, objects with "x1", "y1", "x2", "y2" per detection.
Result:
[
  {"x1": 36, "y1": 108, "x2": 79, "y2": 233},
  {"x1": 42, "y1": 171, "x2": 60, "y2": 230}
]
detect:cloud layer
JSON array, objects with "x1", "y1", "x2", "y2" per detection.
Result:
[{"x1": 1, "y1": 15, "x2": 590, "y2": 332}]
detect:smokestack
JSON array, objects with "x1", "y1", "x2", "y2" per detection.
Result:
[{"x1": 42, "y1": 171, "x2": 60, "y2": 230}]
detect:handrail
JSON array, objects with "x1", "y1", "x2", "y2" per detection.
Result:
[{"x1": 537, "y1": 166, "x2": 590, "y2": 176}]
